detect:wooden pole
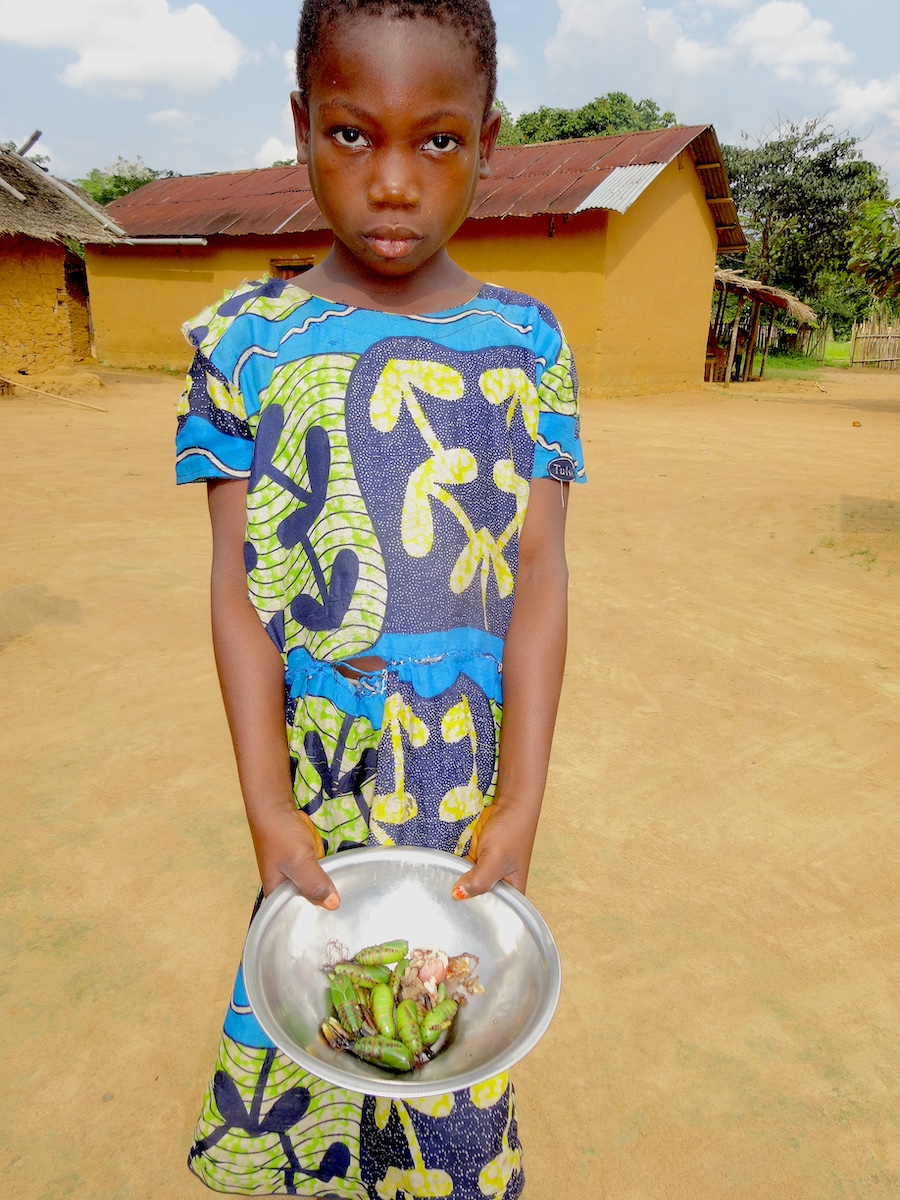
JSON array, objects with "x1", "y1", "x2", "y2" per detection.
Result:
[
  {"x1": 723, "y1": 297, "x2": 745, "y2": 389},
  {"x1": 714, "y1": 286, "x2": 727, "y2": 340},
  {"x1": 744, "y1": 299, "x2": 763, "y2": 381},
  {"x1": 758, "y1": 311, "x2": 776, "y2": 380},
  {"x1": 0, "y1": 376, "x2": 107, "y2": 412}
]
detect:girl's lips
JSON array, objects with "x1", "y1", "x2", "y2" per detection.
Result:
[{"x1": 363, "y1": 230, "x2": 422, "y2": 260}]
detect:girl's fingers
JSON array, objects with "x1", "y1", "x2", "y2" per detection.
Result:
[
  {"x1": 454, "y1": 805, "x2": 531, "y2": 898},
  {"x1": 288, "y1": 856, "x2": 341, "y2": 909},
  {"x1": 258, "y1": 809, "x2": 339, "y2": 908},
  {"x1": 452, "y1": 854, "x2": 524, "y2": 900}
]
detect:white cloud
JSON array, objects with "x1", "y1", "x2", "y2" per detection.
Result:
[
  {"x1": 252, "y1": 101, "x2": 297, "y2": 168},
  {"x1": 646, "y1": 8, "x2": 731, "y2": 73},
  {"x1": 146, "y1": 107, "x2": 190, "y2": 125},
  {"x1": 0, "y1": 0, "x2": 244, "y2": 93},
  {"x1": 730, "y1": 2, "x2": 852, "y2": 81},
  {"x1": 547, "y1": 0, "x2": 728, "y2": 78},
  {"x1": 254, "y1": 136, "x2": 296, "y2": 168},
  {"x1": 831, "y1": 75, "x2": 900, "y2": 130}
]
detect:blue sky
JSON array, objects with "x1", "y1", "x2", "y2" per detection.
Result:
[{"x1": 1, "y1": 0, "x2": 899, "y2": 190}]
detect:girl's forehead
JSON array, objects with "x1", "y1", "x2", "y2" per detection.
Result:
[{"x1": 308, "y1": 11, "x2": 488, "y2": 108}]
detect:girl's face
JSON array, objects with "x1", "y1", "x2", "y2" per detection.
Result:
[{"x1": 292, "y1": 12, "x2": 500, "y2": 286}]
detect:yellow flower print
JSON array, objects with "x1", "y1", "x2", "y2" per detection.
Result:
[
  {"x1": 370, "y1": 361, "x2": 464, "y2": 435},
  {"x1": 469, "y1": 1074, "x2": 508, "y2": 1109},
  {"x1": 374, "y1": 1101, "x2": 453, "y2": 1198},
  {"x1": 370, "y1": 694, "x2": 429, "y2": 835},
  {"x1": 439, "y1": 695, "x2": 484, "y2": 823},
  {"x1": 402, "y1": 446, "x2": 478, "y2": 557},
  {"x1": 479, "y1": 367, "x2": 540, "y2": 440}
]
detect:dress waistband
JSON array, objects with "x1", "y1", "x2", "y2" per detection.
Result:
[{"x1": 285, "y1": 640, "x2": 504, "y2": 730}]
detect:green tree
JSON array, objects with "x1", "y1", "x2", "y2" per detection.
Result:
[
  {"x1": 75, "y1": 156, "x2": 178, "y2": 205},
  {"x1": 849, "y1": 198, "x2": 900, "y2": 301},
  {"x1": 497, "y1": 92, "x2": 676, "y2": 147},
  {"x1": 721, "y1": 119, "x2": 886, "y2": 293}
]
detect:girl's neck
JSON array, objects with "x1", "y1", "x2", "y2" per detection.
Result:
[{"x1": 291, "y1": 244, "x2": 484, "y2": 315}]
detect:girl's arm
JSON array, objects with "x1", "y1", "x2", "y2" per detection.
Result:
[
  {"x1": 207, "y1": 479, "x2": 339, "y2": 908},
  {"x1": 453, "y1": 476, "x2": 569, "y2": 898}
]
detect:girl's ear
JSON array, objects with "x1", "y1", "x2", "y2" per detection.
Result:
[
  {"x1": 478, "y1": 107, "x2": 503, "y2": 180},
  {"x1": 291, "y1": 91, "x2": 311, "y2": 164}
]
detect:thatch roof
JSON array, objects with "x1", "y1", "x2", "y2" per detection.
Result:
[
  {"x1": 0, "y1": 152, "x2": 120, "y2": 244},
  {"x1": 715, "y1": 268, "x2": 817, "y2": 327}
]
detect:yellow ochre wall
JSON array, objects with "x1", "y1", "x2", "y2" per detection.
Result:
[
  {"x1": 85, "y1": 233, "x2": 333, "y2": 370},
  {"x1": 0, "y1": 235, "x2": 74, "y2": 375},
  {"x1": 599, "y1": 155, "x2": 719, "y2": 394},
  {"x1": 84, "y1": 158, "x2": 716, "y2": 395}
]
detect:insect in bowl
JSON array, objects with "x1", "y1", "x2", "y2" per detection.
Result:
[{"x1": 242, "y1": 845, "x2": 562, "y2": 1098}]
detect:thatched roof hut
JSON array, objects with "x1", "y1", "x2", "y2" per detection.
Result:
[
  {"x1": 0, "y1": 152, "x2": 121, "y2": 244},
  {"x1": 709, "y1": 267, "x2": 818, "y2": 385},
  {"x1": 714, "y1": 268, "x2": 817, "y2": 328},
  {"x1": 0, "y1": 152, "x2": 121, "y2": 376}
]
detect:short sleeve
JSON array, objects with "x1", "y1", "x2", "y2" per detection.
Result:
[
  {"x1": 175, "y1": 351, "x2": 255, "y2": 483},
  {"x1": 532, "y1": 333, "x2": 586, "y2": 484}
]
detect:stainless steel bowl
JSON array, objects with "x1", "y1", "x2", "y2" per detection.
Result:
[{"x1": 243, "y1": 845, "x2": 561, "y2": 1098}]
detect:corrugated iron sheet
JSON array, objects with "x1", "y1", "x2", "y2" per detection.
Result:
[
  {"x1": 575, "y1": 162, "x2": 668, "y2": 214},
  {"x1": 106, "y1": 126, "x2": 746, "y2": 251}
]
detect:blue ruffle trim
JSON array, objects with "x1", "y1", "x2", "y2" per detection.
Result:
[{"x1": 285, "y1": 629, "x2": 504, "y2": 730}]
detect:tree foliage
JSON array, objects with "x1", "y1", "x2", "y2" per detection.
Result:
[
  {"x1": 75, "y1": 157, "x2": 177, "y2": 205},
  {"x1": 849, "y1": 198, "x2": 900, "y2": 301},
  {"x1": 721, "y1": 119, "x2": 888, "y2": 336},
  {"x1": 497, "y1": 92, "x2": 676, "y2": 147},
  {"x1": 721, "y1": 120, "x2": 885, "y2": 291}
]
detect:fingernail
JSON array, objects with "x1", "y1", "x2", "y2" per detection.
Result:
[{"x1": 452, "y1": 885, "x2": 468, "y2": 901}]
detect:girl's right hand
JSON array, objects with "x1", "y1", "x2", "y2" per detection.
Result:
[{"x1": 251, "y1": 805, "x2": 340, "y2": 909}]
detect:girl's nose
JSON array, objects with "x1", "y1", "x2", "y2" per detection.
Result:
[{"x1": 367, "y1": 149, "x2": 421, "y2": 208}]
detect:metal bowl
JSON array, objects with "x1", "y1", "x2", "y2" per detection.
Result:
[{"x1": 243, "y1": 845, "x2": 561, "y2": 1098}]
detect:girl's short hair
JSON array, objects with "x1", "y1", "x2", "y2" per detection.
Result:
[{"x1": 295, "y1": 0, "x2": 498, "y2": 118}]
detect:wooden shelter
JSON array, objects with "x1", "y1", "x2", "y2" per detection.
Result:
[
  {"x1": 709, "y1": 268, "x2": 817, "y2": 385},
  {"x1": 0, "y1": 150, "x2": 121, "y2": 378},
  {"x1": 84, "y1": 126, "x2": 747, "y2": 396}
]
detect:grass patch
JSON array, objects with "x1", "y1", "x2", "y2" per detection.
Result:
[
  {"x1": 764, "y1": 352, "x2": 822, "y2": 379},
  {"x1": 811, "y1": 528, "x2": 900, "y2": 574},
  {"x1": 824, "y1": 340, "x2": 852, "y2": 367}
]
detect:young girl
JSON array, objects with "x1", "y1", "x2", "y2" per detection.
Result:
[{"x1": 176, "y1": 0, "x2": 585, "y2": 1194}]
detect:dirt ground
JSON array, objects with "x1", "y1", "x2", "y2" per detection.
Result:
[{"x1": 2, "y1": 365, "x2": 899, "y2": 1200}]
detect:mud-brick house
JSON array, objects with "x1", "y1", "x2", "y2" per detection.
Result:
[
  {"x1": 84, "y1": 126, "x2": 745, "y2": 395},
  {"x1": 0, "y1": 151, "x2": 121, "y2": 378}
]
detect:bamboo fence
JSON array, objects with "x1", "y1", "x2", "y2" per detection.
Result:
[{"x1": 850, "y1": 314, "x2": 900, "y2": 370}]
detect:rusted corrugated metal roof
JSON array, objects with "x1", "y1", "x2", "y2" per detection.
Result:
[{"x1": 106, "y1": 125, "x2": 746, "y2": 252}]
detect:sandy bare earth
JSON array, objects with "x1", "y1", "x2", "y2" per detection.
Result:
[{"x1": 2, "y1": 365, "x2": 898, "y2": 1200}]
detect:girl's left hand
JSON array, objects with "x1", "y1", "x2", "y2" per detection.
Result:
[{"x1": 451, "y1": 804, "x2": 537, "y2": 899}]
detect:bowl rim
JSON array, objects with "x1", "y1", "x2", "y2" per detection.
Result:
[{"x1": 242, "y1": 844, "x2": 562, "y2": 1098}]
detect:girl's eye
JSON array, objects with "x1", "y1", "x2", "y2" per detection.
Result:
[
  {"x1": 333, "y1": 127, "x2": 367, "y2": 148},
  {"x1": 424, "y1": 134, "x2": 458, "y2": 153}
]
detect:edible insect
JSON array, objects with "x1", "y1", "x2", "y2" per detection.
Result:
[
  {"x1": 349, "y1": 1036, "x2": 413, "y2": 1072},
  {"x1": 329, "y1": 973, "x2": 371, "y2": 1038},
  {"x1": 332, "y1": 961, "x2": 391, "y2": 987},
  {"x1": 370, "y1": 982, "x2": 397, "y2": 1040},
  {"x1": 354, "y1": 939, "x2": 409, "y2": 966},
  {"x1": 421, "y1": 998, "x2": 458, "y2": 1046},
  {"x1": 395, "y1": 998, "x2": 424, "y2": 1055}
]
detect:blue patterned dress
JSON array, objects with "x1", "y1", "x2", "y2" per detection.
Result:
[{"x1": 176, "y1": 277, "x2": 584, "y2": 1198}]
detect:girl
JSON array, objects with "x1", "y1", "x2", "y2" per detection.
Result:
[{"x1": 176, "y1": 0, "x2": 585, "y2": 1195}]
